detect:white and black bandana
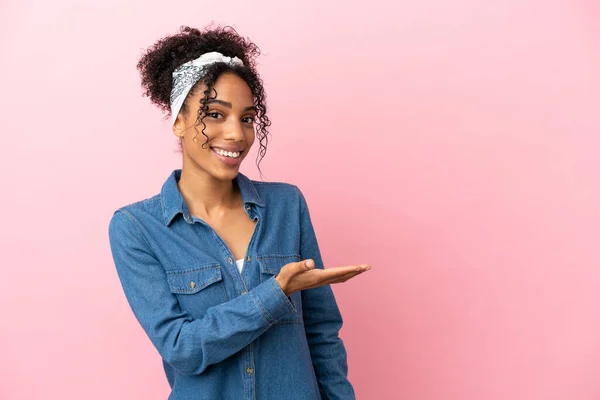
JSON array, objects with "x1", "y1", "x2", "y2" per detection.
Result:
[{"x1": 170, "y1": 52, "x2": 244, "y2": 125}]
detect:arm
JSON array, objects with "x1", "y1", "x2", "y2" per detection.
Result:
[
  {"x1": 296, "y1": 187, "x2": 356, "y2": 400},
  {"x1": 108, "y1": 210, "x2": 294, "y2": 376}
]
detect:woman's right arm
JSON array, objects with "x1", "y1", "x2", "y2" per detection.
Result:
[{"x1": 108, "y1": 210, "x2": 294, "y2": 376}]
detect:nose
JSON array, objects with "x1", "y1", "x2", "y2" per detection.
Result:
[{"x1": 223, "y1": 119, "x2": 245, "y2": 142}]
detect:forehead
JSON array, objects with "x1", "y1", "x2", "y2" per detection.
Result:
[{"x1": 210, "y1": 73, "x2": 253, "y2": 103}]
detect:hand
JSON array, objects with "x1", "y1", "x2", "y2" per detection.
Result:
[{"x1": 275, "y1": 259, "x2": 371, "y2": 296}]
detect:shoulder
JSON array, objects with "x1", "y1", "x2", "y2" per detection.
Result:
[
  {"x1": 247, "y1": 179, "x2": 315, "y2": 220},
  {"x1": 113, "y1": 193, "x2": 162, "y2": 219},
  {"x1": 250, "y1": 179, "x2": 304, "y2": 204},
  {"x1": 109, "y1": 194, "x2": 162, "y2": 237}
]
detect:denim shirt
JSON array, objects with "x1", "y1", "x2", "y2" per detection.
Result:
[{"x1": 108, "y1": 170, "x2": 355, "y2": 400}]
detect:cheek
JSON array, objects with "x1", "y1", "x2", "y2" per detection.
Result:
[
  {"x1": 246, "y1": 127, "x2": 256, "y2": 145},
  {"x1": 182, "y1": 130, "x2": 213, "y2": 151},
  {"x1": 192, "y1": 125, "x2": 216, "y2": 145}
]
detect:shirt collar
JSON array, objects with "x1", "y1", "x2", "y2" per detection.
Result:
[{"x1": 161, "y1": 169, "x2": 264, "y2": 226}]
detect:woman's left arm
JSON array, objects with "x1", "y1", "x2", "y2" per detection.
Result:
[{"x1": 295, "y1": 187, "x2": 356, "y2": 400}]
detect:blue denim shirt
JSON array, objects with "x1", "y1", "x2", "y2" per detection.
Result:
[{"x1": 108, "y1": 169, "x2": 355, "y2": 400}]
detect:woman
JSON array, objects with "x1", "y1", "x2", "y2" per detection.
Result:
[{"x1": 108, "y1": 26, "x2": 370, "y2": 400}]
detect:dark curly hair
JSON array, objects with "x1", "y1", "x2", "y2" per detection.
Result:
[{"x1": 137, "y1": 25, "x2": 271, "y2": 168}]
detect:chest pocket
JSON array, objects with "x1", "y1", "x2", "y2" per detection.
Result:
[
  {"x1": 257, "y1": 254, "x2": 303, "y2": 324},
  {"x1": 166, "y1": 264, "x2": 228, "y2": 318}
]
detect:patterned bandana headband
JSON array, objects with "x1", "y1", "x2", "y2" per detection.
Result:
[{"x1": 170, "y1": 52, "x2": 244, "y2": 125}]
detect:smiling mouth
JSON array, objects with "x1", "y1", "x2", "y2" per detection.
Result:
[{"x1": 211, "y1": 147, "x2": 243, "y2": 159}]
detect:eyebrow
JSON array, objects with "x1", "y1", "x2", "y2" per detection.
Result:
[{"x1": 206, "y1": 99, "x2": 256, "y2": 112}]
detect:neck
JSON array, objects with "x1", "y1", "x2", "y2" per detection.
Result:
[{"x1": 177, "y1": 166, "x2": 240, "y2": 218}]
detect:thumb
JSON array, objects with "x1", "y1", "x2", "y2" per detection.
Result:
[{"x1": 290, "y1": 259, "x2": 315, "y2": 276}]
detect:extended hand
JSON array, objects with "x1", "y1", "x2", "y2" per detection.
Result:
[{"x1": 275, "y1": 259, "x2": 371, "y2": 296}]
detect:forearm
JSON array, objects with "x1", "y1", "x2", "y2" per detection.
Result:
[
  {"x1": 109, "y1": 210, "x2": 295, "y2": 376},
  {"x1": 152, "y1": 276, "x2": 293, "y2": 375}
]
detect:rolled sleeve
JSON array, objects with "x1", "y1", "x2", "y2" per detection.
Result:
[
  {"x1": 250, "y1": 276, "x2": 297, "y2": 324},
  {"x1": 109, "y1": 210, "x2": 286, "y2": 376}
]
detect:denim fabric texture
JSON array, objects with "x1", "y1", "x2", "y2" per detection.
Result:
[{"x1": 108, "y1": 169, "x2": 355, "y2": 400}]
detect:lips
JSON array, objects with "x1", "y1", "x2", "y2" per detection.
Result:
[
  {"x1": 211, "y1": 147, "x2": 242, "y2": 159},
  {"x1": 211, "y1": 145, "x2": 245, "y2": 153},
  {"x1": 211, "y1": 147, "x2": 243, "y2": 166}
]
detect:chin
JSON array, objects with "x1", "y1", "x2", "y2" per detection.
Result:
[{"x1": 211, "y1": 166, "x2": 241, "y2": 181}]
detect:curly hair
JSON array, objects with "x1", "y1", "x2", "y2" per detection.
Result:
[{"x1": 137, "y1": 25, "x2": 271, "y2": 168}]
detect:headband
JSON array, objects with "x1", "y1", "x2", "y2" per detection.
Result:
[{"x1": 170, "y1": 51, "x2": 244, "y2": 125}]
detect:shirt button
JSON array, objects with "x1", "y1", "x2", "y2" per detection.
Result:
[
  {"x1": 246, "y1": 367, "x2": 253, "y2": 374},
  {"x1": 247, "y1": 256, "x2": 252, "y2": 261},
  {"x1": 241, "y1": 291, "x2": 247, "y2": 295},
  {"x1": 190, "y1": 281, "x2": 196, "y2": 289},
  {"x1": 228, "y1": 257, "x2": 233, "y2": 264}
]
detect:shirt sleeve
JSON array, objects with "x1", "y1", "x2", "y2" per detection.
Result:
[
  {"x1": 108, "y1": 210, "x2": 293, "y2": 376},
  {"x1": 295, "y1": 187, "x2": 356, "y2": 400}
]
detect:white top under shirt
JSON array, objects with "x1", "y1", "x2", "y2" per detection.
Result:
[{"x1": 235, "y1": 259, "x2": 244, "y2": 274}]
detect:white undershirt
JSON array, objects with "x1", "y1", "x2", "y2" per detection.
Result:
[{"x1": 235, "y1": 259, "x2": 244, "y2": 274}]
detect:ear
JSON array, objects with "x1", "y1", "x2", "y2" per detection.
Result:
[{"x1": 172, "y1": 112, "x2": 186, "y2": 139}]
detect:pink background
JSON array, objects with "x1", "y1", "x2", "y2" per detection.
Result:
[{"x1": 1, "y1": 1, "x2": 599, "y2": 399}]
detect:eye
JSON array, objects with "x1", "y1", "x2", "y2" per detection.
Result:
[
  {"x1": 206, "y1": 111, "x2": 223, "y2": 119},
  {"x1": 242, "y1": 116, "x2": 256, "y2": 124}
]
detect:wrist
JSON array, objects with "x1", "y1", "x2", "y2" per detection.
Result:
[{"x1": 275, "y1": 275, "x2": 290, "y2": 296}]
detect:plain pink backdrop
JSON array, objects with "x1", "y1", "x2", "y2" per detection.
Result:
[{"x1": 1, "y1": 1, "x2": 599, "y2": 399}]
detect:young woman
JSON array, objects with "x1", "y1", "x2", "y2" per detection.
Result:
[{"x1": 108, "y1": 26, "x2": 370, "y2": 400}]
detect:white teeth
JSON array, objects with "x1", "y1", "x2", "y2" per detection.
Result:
[{"x1": 214, "y1": 149, "x2": 240, "y2": 158}]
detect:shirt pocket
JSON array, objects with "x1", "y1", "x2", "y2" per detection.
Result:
[
  {"x1": 166, "y1": 264, "x2": 228, "y2": 318},
  {"x1": 257, "y1": 254, "x2": 303, "y2": 324}
]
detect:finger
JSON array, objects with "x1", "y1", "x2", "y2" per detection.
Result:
[
  {"x1": 322, "y1": 265, "x2": 371, "y2": 284},
  {"x1": 335, "y1": 264, "x2": 371, "y2": 270},
  {"x1": 288, "y1": 259, "x2": 315, "y2": 277},
  {"x1": 305, "y1": 268, "x2": 366, "y2": 288},
  {"x1": 303, "y1": 271, "x2": 363, "y2": 290},
  {"x1": 316, "y1": 265, "x2": 370, "y2": 280},
  {"x1": 325, "y1": 270, "x2": 365, "y2": 285},
  {"x1": 328, "y1": 272, "x2": 364, "y2": 284}
]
